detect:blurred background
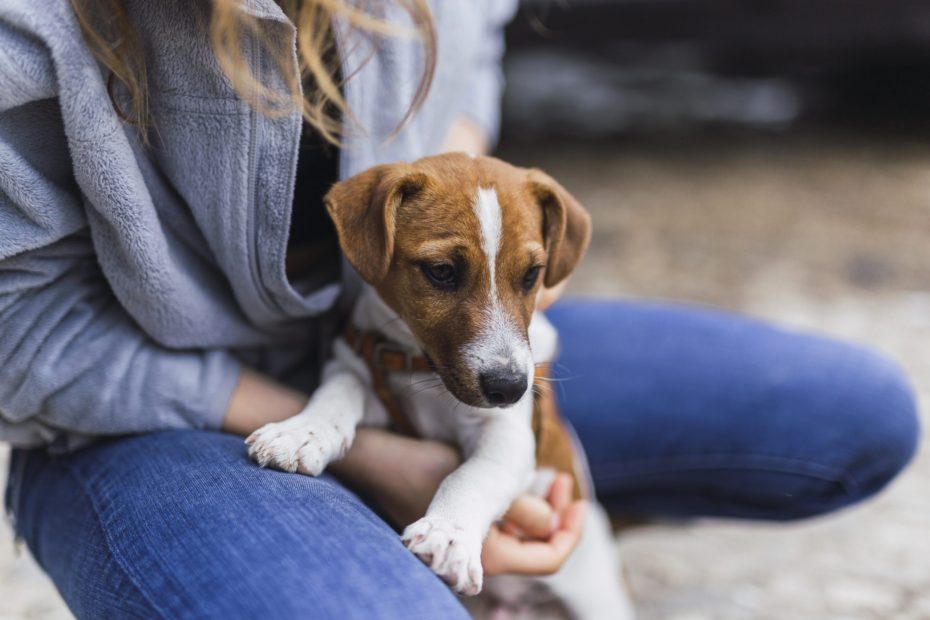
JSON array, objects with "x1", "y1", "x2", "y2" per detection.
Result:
[
  {"x1": 496, "y1": 1, "x2": 930, "y2": 618},
  {"x1": 2, "y1": 1, "x2": 928, "y2": 618}
]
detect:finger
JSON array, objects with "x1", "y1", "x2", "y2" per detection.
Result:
[
  {"x1": 500, "y1": 519, "x2": 525, "y2": 539},
  {"x1": 536, "y1": 280, "x2": 568, "y2": 311},
  {"x1": 526, "y1": 499, "x2": 588, "y2": 574},
  {"x1": 503, "y1": 495, "x2": 557, "y2": 539},
  {"x1": 547, "y1": 473, "x2": 574, "y2": 514},
  {"x1": 481, "y1": 525, "x2": 509, "y2": 576},
  {"x1": 484, "y1": 500, "x2": 588, "y2": 576},
  {"x1": 546, "y1": 499, "x2": 588, "y2": 561}
]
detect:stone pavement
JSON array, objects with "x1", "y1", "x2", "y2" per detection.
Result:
[
  {"x1": 503, "y1": 133, "x2": 930, "y2": 620},
  {"x1": 1, "y1": 131, "x2": 927, "y2": 618}
]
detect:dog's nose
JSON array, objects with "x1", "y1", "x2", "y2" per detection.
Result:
[{"x1": 479, "y1": 370, "x2": 528, "y2": 406}]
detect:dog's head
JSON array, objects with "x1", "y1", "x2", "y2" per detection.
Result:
[{"x1": 326, "y1": 153, "x2": 591, "y2": 409}]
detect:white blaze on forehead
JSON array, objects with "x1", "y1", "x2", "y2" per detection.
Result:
[
  {"x1": 466, "y1": 187, "x2": 534, "y2": 397},
  {"x1": 475, "y1": 187, "x2": 503, "y2": 291}
]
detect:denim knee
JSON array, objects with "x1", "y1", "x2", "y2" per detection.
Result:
[
  {"x1": 817, "y1": 347, "x2": 920, "y2": 512},
  {"x1": 7, "y1": 431, "x2": 471, "y2": 620}
]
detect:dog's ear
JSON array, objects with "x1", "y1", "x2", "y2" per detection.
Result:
[
  {"x1": 325, "y1": 164, "x2": 428, "y2": 285},
  {"x1": 527, "y1": 169, "x2": 592, "y2": 288}
]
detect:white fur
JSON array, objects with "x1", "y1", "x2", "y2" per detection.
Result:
[
  {"x1": 475, "y1": 187, "x2": 502, "y2": 274},
  {"x1": 250, "y1": 287, "x2": 536, "y2": 594},
  {"x1": 246, "y1": 362, "x2": 366, "y2": 476},
  {"x1": 474, "y1": 505, "x2": 636, "y2": 620},
  {"x1": 247, "y1": 286, "x2": 634, "y2": 617},
  {"x1": 464, "y1": 188, "x2": 534, "y2": 398},
  {"x1": 248, "y1": 186, "x2": 634, "y2": 613}
]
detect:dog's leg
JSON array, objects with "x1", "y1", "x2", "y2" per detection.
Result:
[
  {"x1": 537, "y1": 502, "x2": 636, "y2": 620},
  {"x1": 246, "y1": 354, "x2": 367, "y2": 476},
  {"x1": 401, "y1": 408, "x2": 535, "y2": 596}
]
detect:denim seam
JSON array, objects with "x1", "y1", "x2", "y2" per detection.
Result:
[
  {"x1": 56, "y1": 460, "x2": 169, "y2": 620},
  {"x1": 593, "y1": 452, "x2": 860, "y2": 496}
]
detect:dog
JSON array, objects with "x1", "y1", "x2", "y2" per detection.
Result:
[{"x1": 247, "y1": 153, "x2": 634, "y2": 619}]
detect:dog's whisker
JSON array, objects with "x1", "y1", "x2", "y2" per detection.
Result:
[
  {"x1": 403, "y1": 381, "x2": 442, "y2": 393},
  {"x1": 409, "y1": 386, "x2": 442, "y2": 397},
  {"x1": 532, "y1": 383, "x2": 548, "y2": 394},
  {"x1": 411, "y1": 377, "x2": 442, "y2": 387},
  {"x1": 376, "y1": 316, "x2": 406, "y2": 332},
  {"x1": 404, "y1": 376, "x2": 441, "y2": 387},
  {"x1": 534, "y1": 363, "x2": 576, "y2": 383},
  {"x1": 534, "y1": 376, "x2": 572, "y2": 383},
  {"x1": 549, "y1": 362, "x2": 576, "y2": 375},
  {"x1": 400, "y1": 378, "x2": 444, "y2": 397}
]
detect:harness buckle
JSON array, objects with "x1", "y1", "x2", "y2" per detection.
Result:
[{"x1": 373, "y1": 341, "x2": 414, "y2": 372}]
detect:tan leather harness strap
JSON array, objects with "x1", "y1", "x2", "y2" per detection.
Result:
[
  {"x1": 343, "y1": 324, "x2": 425, "y2": 436},
  {"x1": 344, "y1": 324, "x2": 434, "y2": 374},
  {"x1": 343, "y1": 325, "x2": 582, "y2": 500}
]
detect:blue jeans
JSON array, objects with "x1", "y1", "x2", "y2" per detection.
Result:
[{"x1": 6, "y1": 300, "x2": 919, "y2": 618}]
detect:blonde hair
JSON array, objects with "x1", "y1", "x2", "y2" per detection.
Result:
[{"x1": 69, "y1": 0, "x2": 437, "y2": 145}]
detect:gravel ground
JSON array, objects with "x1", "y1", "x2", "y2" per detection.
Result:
[
  {"x1": 1, "y1": 130, "x2": 927, "y2": 619},
  {"x1": 503, "y1": 131, "x2": 930, "y2": 620}
]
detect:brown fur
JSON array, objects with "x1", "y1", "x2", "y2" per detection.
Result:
[{"x1": 325, "y1": 153, "x2": 591, "y2": 407}]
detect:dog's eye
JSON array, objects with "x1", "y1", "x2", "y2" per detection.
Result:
[
  {"x1": 422, "y1": 264, "x2": 457, "y2": 290},
  {"x1": 522, "y1": 266, "x2": 541, "y2": 292}
]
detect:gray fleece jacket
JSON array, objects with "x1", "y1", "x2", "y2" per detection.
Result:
[{"x1": 0, "y1": 0, "x2": 517, "y2": 450}]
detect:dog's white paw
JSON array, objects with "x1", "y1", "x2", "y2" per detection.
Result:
[
  {"x1": 245, "y1": 417, "x2": 353, "y2": 476},
  {"x1": 402, "y1": 516, "x2": 484, "y2": 596}
]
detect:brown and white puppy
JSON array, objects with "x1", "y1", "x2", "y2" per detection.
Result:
[{"x1": 247, "y1": 154, "x2": 634, "y2": 619}]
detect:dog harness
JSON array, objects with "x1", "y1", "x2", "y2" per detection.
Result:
[{"x1": 343, "y1": 324, "x2": 583, "y2": 500}]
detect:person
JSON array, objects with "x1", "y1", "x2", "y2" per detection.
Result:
[{"x1": 0, "y1": 0, "x2": 919, "y2": 617}]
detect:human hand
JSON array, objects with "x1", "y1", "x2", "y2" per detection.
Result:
[
  {"x1": 483, "y1": 473, "x2": 587, "y2": 576},
  {"x1": 223, "y1": 367, "x2": 309, "y2": 437},
  {"x1": 440, "y1": 117, "x2": 489, "y2": 155},
  {"x1": 328, "y1": 428, "x2": 461, "y2": 527},
  {"x1": 330, "y1": 430, "x2": 586, "y2": 576},
  {"x1": 536, "y1": 280, "x2": 568, "y2": 311}
]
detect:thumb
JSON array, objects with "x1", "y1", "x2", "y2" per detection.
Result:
[{"x1": 503, "y1": 495, "x2": 558, "y2": 539}]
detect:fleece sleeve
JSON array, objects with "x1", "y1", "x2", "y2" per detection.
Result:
[
  {"x1": 0, "y1": 236, "x2": 242, "y2": 451},
  {"x1": 0, "y1": 56, "x2": 241, "y2": 452},
  {"x1": 458, "y1": 0, "x2": 520, "y2": 147}
]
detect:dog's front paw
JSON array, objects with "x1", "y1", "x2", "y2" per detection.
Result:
[
  {"x1": 245, "y1": 416, "x2": 353, "y2": 476},
  {"x1": 402, "y1": 516, "x2": 484, "y2": 596}
]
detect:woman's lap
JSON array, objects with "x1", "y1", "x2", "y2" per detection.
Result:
[
  {"x1": 6, "y1": 430, "x2": 468, "y2": 620},
  {"x1": 547, "y1": 298, "x2": 920, "y2": 520},
  {"x1": 5, "y1": 299, "x2": 920, "y2": 617}
]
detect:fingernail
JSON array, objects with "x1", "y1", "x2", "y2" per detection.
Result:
[{"x1": 547, "y1": 513, "x2": 560, "y2": 536}]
